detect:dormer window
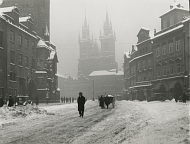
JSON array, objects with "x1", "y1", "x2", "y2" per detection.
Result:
[{"x1": 163, "y1": 19, "x2": 167, "y2": 29}]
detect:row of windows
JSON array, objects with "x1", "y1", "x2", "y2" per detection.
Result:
[
  {"x1": 138, "y1": 59, "x2": 152, "y2": 69},
  {"x1": 10, "y1": 51, "x2": 35, "y2": 68},
  {"x1": 162, "y1": 14, "x2": 184, "y2": 30},
  {"x1": 138, "y1": 72, "x2": 152, "y2": 82},
  {"x1": 140, "y1": 47, "x2": 148, "y2": 55},
  {"x1": 156, "y1": 63, "x2": 181, "y2": 77},
  {"x1": 10, "y1": 31, "x2": 35, "y2": 49},
  {"x1": 156, "y1": 40, "x2": 180, "y2": 57}
]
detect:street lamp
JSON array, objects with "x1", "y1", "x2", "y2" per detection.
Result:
[
  {"x1": 184, "y1": 71, "x2": 188, "y2": 92},
  {"x1": 92, "y1": 79, "x2": 94, "y2": 101}
]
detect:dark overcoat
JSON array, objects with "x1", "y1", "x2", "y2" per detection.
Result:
[{"x1": 77, "y1": 96, "x2": 85, "y2": 111}]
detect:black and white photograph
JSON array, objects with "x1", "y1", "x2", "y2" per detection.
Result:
[{"x1": 0, "y1": 0, "x2": 190, "y2": 143}]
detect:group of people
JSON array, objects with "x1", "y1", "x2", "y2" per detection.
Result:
[
  {"x1": 61, "y1": 97, "x2": 75, "y2": 103},
  {"x1": 0, "y1": 95, "x2": 14, "y2": 107},
  {"x1": 175, "y1": 92, "x2": 188, "y2": 103}
]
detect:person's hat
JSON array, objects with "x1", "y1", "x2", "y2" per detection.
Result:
[{"x1": 79, "y1": 92, "x2": 82, "y2": 94}]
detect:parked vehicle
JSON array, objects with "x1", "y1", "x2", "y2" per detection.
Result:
[
  {"x1": 17, "y1": 95, "x2": 29, "y2": 105},
  {"x1": 104, "y1": 95, "x2": 115, "y2": 109}
]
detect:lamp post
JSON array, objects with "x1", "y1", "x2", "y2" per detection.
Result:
[
  {"x1": 184, "y1": 71, "x2": 188, "y2": 92},
  {"x1": 92, "y1": 79, "x2": 94, "y2": 101}
]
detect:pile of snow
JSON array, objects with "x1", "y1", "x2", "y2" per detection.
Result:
[{"x1": 0, "y1": 105, "x2": 47, "y2": 120}]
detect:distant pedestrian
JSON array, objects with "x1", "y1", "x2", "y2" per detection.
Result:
[
  {"x1": 183, "y1": 92, "x2": 187, "y2": 103},
  {"x1": 72, "y1": 97, "x2": 74, "y2": 103},
  {"x1": 0, "y1": 96, "x2": 4, "y2": 107},
  {"x1": 66, "y1": 97, "x2": 68, "y2": 103},
  {"x1": 8, "y1": 95, "x2": 13, "y2": 107},
  {"x1": 61, "y1": 97, "x2": 63, "y2": 103},
  {"x1": 35, "y1": 96, "x2": 39, "y2": 106},
  {"x1": 69, "y1": 97, "x2": 71, "y2": 103},
  {"x1": 77, "y1": 92, "x2": 86, "y2": 117},
  {"x1": 99, "y1": 95, "x2": 105, "y2": 109},
  {"x1": 63, "y1": 97, "x2": 65, "y2": 103}
]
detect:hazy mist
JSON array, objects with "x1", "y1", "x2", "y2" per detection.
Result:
[{"x1": 50, "y1": 0, "x2": 188, "y2": 78}]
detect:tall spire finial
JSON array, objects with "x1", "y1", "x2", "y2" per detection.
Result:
[
  {"x1": 84, "y1": 8, "x2": 87, "y2": 27},
  {"x1": 106, "y1": 5, "x2": 109, "y2": 23}
]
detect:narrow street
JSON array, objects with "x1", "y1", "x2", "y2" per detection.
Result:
[{"x1": 0, "y1": 100, "x2": 189, "y2": 144}]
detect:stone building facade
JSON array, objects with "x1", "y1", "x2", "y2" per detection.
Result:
[
  {"x1": 0, "y1": 3, "x2": 59, "y2": 103},
  {"x1": 123, "y1": 2, "x2": 189, "y2": 101},
  {"x1": 1, "y1": 0, "x2": 50, "y2": 40}
]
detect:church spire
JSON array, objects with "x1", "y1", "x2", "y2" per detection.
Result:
[
  {"x1": 84, "y1": 13, "x2": 88, "y2": 28},
  {"x1": 81, "y1": 11, "x2": 90, "y2": 39}
]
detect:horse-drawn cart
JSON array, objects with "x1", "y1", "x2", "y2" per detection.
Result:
[{"x1": 104, "y1": 95, "x2": 115, "y2": 109}]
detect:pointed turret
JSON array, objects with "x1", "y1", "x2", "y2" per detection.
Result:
[
  {"x1": 82, "y1": 13, "x2": 90, "y2": 39},
  {"x1": 84, "y1": 13, "x2": 87, "y2": 28},
  {"x1": 102, "y1": 10, "x2": 113, "y2": 36},
  {"x1": 44, "y1": 22, "x2": 50, "y2": 41}
]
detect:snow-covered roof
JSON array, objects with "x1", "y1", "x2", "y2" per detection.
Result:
[
  {"x1": 56, "y1": 73, "x2": 67, "y2": 79},
  {"x1": 131, "y1": 45, "x2": 137, "y2": 54},
  {"x1": 35, "y1": 71, "x2": 47, "y2": 74},
  {"x1": 124, "y1": 51, "x2": 131, "y2": 59},
  {"x1": 0, "y1": 6, "x2": 19, "y2": 14},
  {"x1": 37, "y1": 39, "x2": 48, "y2": 48},
  {"x1": 137, "y1": 27, "x2": 150, "y2": 36},
  {"x1": 5, "y1": 18, "x2": 37, "y2": 39},
  {"x1": 89, "y1": 69, "x2": 123, "y2": 77},
  {"x1": 160, "y1": 2, "x2": 187, "y2": 18},
  {"x1": 19, "y1": 16, "x2": 33, "y2": 23},
  {"x1": 129, "y1": 52, "x2": 152, "y2": 63},
  {"x1": 47, "y1": 50, "x2": 56, "y2": 60},
  {"x1": 153, "y1": 24, "x2": 183, "y2": 40},
  {"x1": 19, "y1": 16, "x2": 29, "y2": 22}
]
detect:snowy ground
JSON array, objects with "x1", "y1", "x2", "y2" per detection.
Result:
[{"x1": 0, "y1": 100, "x2": 189, "y2": 144}]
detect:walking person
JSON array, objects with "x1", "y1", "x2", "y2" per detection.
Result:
[
  {"x1": 0, "y1": 96, "x2": 4, "y2": 107},
  {"x1": 8, "y1": 95, "x2": 13, "y2": 107},
  {"x1": 183, "y1": 92, "x2": 187, "y2": 103},
  {"x1": 77, "y1": 92, "x2": 86, "y2": 117}
]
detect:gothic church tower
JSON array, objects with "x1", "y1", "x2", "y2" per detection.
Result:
[{"x1": 99, "y1": 10, "x2": 116, "y2": 60}]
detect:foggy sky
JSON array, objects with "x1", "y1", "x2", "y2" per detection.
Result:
[{"x1": 50, "y1": 0, "x2": 188, "y2": 78}]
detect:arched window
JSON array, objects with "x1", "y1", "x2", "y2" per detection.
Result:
[
  {"x1": 163, "y1": 65, "x2": 167, "y2": 76},
  {"x1": 169, "y1": 63, "x2": 174, "y2": 75},
  {"x1": 157, "y1": 67, "x2": 161, "y2": 77},
  {"x1": 176, "y1": 62, "x2": 181, "y2": 74}
]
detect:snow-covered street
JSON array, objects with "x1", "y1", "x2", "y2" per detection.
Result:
[{"x1": 0, "y1": 100, "x2": 189, "y2": 144}]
